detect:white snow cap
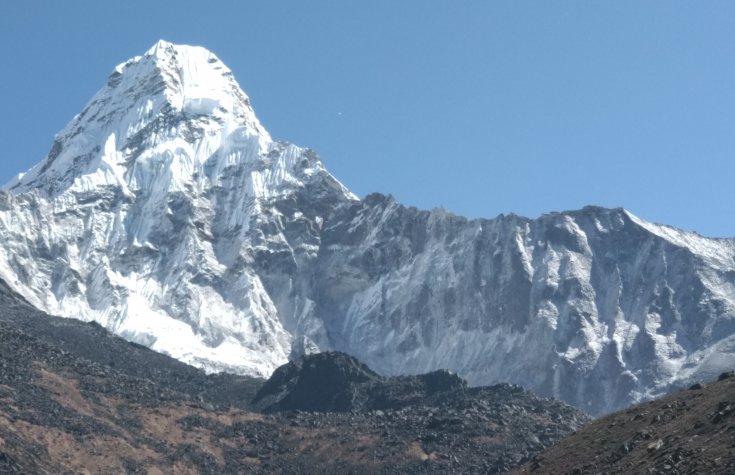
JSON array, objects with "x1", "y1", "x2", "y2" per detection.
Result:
[
  {"x1": 139, "y1": 40, "x2": 267, "y2": 133},
  {"x1": 5, "y1": 40, "x2": 271, "y2": 194}
]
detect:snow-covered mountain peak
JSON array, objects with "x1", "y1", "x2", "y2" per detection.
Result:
[
  {"x1": 1, "y1": 42, "x2": 734, "y2": 416},
  {"x1": 5, "y1": 40, "x2": 271, "y2": 196},
  {"x1": 0, "y1": 42, "x2": 358, "y2": 378},
  {"x1": 139, "y1": 40, "x2": 267, "y2": 133}
]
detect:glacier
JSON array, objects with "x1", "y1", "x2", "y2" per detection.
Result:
[{"x1": 1, "y1": 40, "x2": 734, "y2": 415}]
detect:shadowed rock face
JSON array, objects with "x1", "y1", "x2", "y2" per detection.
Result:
[
  {"x1": 2, "y1": 42, "x2": 735, "y2": 416},
  {"x1": 251, "y1": 351, "x2": 467, "y2": 413},
  {"x1": 252, "y1": 351, "x2": 381, "y2": 412}
]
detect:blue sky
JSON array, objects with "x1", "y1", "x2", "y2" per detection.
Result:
[{"x1": 1, "y1": 1, "x2": 734, "y2": 236}]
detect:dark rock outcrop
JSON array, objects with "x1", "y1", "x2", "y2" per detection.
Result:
[{"x1": 252, "y1": 351, "x2": 466, "y2": 413}]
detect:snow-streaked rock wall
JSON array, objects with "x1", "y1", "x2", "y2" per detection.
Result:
[{"x1": 313, "y1": 196, "x2": 735, "y2": 414}]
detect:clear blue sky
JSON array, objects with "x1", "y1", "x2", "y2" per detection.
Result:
[{"x1": 1, "y1": 1, "x2": 733, "y2": 237}]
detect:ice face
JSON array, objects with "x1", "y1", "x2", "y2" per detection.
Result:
[
  {"x1": 0, "y1": 41, "x2": 355, "y2": 379},
  {"x1": 5, "y1": 40, "x2": 270, "y2": 197}
]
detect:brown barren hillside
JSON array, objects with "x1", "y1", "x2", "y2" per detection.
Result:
[
  {"x1": 0, "y1": 324, "x2": 588, "y2": 474},
  {"x1": 0, "y1": 279, "x2": 589, "y2": 474},
  {"x1": 515, "y1": 371, "x2": 735, "y2": 475}
]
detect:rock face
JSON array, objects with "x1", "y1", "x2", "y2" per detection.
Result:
[
  {"x1": 251, "y1": 351, "x2": 467, "y2": 413},
  {"x1": 316, "y1": 197, "x2": 735, "y2": 415},
  {"x1": 1, "y1": 41, "x2": 735, "y2": 414}
]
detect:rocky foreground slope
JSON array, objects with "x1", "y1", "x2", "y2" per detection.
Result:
[
  {"x1": 0, "y1": 280, "x2": 587, "y2": 474},
  {"x1": 5, "y1": 278, "x2": 735, "y2": 473},
  {"x1": 515, "y1": 371, "x2": 735, "y2": 475},
  {"x1": 1, "y1": 41, "x2": 734, "y2": 414}
]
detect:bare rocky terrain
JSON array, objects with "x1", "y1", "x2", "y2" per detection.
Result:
[
  {"x1": 3, "y1": 273, "x2": 735, "y2": 474},
  {"x1": 515, "y1": 371, "x2": 735, "y2": 474},
  {"x1": 0, "y1": 279, "x2": 588, "y2": 474}
]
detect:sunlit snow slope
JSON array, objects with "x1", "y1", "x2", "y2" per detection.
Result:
[
  {"x1": 0, "y1": 41, "x2": 356, "y2": 376},
  {"x1": 2, "y1": 41, "x2": 735, "y2": 414}
]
